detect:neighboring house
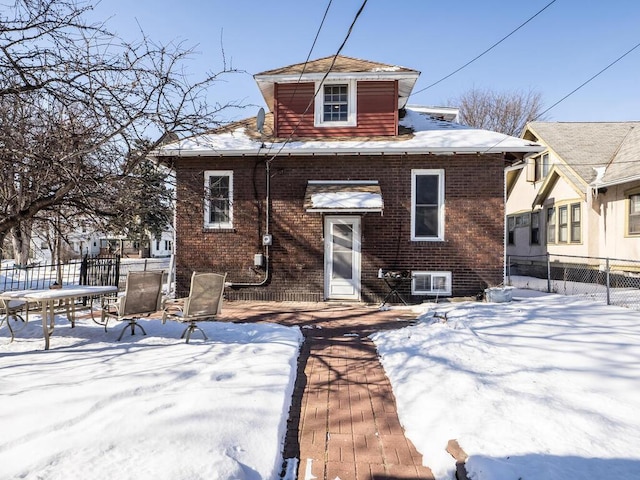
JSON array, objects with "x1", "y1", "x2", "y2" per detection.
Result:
[
  {"x1": 156, "y1": 55, "x2": 541, "y2": 302},
  {"x1": 506, "y1": 121, "x2": 640, "y2": 261},
  {"x1": 32, "y1": 228, "x2": 173, "y2": 261}
]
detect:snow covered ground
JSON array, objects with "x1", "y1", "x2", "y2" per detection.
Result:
[
  {"x1": 2, "y1": 290, "x2": 639, "y2": 480},
  {"x1": 372, "y1": 290, "x2": 640, "y2": 480},
  {"x1": 0, "y1": 317, "x2": 303, "y2": 480}
]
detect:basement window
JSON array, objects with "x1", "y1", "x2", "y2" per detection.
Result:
[{"x1": 412, "y1": 271, "x2": 452, "y2": 296}]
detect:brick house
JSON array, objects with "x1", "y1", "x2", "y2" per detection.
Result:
[{"x1": 156, "y1": 55, "x2": 542, "y2": 302}]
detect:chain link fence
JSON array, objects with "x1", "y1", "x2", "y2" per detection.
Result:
[{"x1": 507, "y1": 254, "x2": 640, "y2": 311}]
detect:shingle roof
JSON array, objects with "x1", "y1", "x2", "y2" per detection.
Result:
[
  {"x1": 527, "y1": 121, "x2": 640, "y2": 186},
  {"x1": 253, "y1": 55, "x2": 421, "y2": 112},
  {"x1": 255, "y1": 55, "x2": 419, "y2": 76}
]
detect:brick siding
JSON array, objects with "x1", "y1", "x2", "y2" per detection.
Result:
[{"x1": 174, "y1": 154, "x2": 505, "y2": 302}]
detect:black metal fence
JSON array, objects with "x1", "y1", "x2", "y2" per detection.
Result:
[
  {"x1": 0, "y1": 255, "x2": 120, "y2": 291},
  {"x1": 507, "y1": 253, "x2": 640, "y2": 310}
]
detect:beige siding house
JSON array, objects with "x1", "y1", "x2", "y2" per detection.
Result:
[{"x1": 506, "y1": 121, "x2": 640, "y2": 262}]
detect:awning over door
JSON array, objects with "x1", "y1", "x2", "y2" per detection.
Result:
[{"x1": 303, "y1": 180, "x2": 383, "y2": 213}]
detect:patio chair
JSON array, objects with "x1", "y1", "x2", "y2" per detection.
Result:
[
  {"x1": 0, "y1": 298, "x2": 28, "y2": 342},
  {"x1": 161, "y1": 272, "x2": 227, "y2": 343},
  {"x1": 101, "y1": 270, "x2": 164, "y2": 341}
]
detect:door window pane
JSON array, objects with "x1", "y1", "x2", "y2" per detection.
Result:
[{"x1": 332, "y1": 224, "x2": 353, "y2": 280}]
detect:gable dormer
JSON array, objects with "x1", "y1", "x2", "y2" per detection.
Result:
[{"x1": 253, "y1": 55, "x2": 420, "y2": 139}]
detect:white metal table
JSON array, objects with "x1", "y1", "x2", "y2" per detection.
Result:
[{"x1": 0, "y1": 285, "x2": 118, "y2": 350}]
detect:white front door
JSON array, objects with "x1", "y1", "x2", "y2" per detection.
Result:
[{"x1": 324, "y1": 216, "x2": 361, "y2": 300}]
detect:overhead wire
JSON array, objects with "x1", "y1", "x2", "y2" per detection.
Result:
[
  {"x1": 260, "y1": 0, "x2": 333, "y2": 158},
  {"x1": 265, "y1": 0, "x2": 369, "y2": 165},
  {"x1": 534, "y1": 40, "x2": 640, "y2": 120},
  {"x1": 480, "y1": 39, "x2": 640, "y2": 155},
  {"x1": 411, "y1": 0, "x2": 557, "y2": 97}
]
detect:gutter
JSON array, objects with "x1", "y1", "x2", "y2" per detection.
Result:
[{"x1": 156, "y1": 145, "x2": 544, "y2": 158}]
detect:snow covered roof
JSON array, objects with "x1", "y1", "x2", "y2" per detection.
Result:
[
  {"x1": 156, "y1": 108, "x2": 543, "y2": 158},
  {"x1": 303, "y1": 181, "x2": 383, "y2": 213}
]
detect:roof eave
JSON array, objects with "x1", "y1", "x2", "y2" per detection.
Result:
[
  {"x1": 255, "y1": 71, "x2": 420, "y2": 113},
  {"x1": 156, "y1": 144, "x2": 544, "y2": 158},
  {"x1": 591, "y1": 173, "x2": 640, "y2": 189}
]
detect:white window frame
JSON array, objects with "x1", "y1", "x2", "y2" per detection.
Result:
[
  {"x1": 411, "y1": 169, "x2": 445, "y2": 241},
  {"x1": 204, "y1": 170, "x2": 233, "y2": 229},
  {"x1": 411, "y1": 271, "x2": 452, "y2": 296},
  {"x1": 314, "y1": 79, "x2": 357, "y2": 127}
]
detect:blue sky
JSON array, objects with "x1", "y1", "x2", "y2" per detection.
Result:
[{"x1": 91, "y1": 0, "x2": 640, "y2": 124}]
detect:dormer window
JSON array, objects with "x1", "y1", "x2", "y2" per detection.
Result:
[
  {"x1": 323, "y1": 85, "x2": 348, "y2": 122},
  {"x1": 314, "y1": 79, "x2": 357, "y2": 127}
]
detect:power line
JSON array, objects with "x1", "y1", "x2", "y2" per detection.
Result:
[
  {"x1": 411, "y1": 0, "x2": 557, "y2": 97},
  {"x1": 261, "y1": 0, "x2": 333, "y2": 158},
  {"x1": 535, "y1": 40, "x2": 640, "y2": 120},
  {"x1": 266, "y1": 0, "x2": 369, "y2": 164},
  {"x1": 286, "y1": 0, "x2": 334, "y2": 104},
  {"x1": 481, "y1": 40, "x2": 640, "y2": 154}
]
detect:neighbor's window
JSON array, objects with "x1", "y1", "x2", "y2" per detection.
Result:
[
  {"x1": 536, "y1": 153, "x2": 550, "y2": 180},
  {"x1": 629, "y1": 194, "x2": 640, "y2": 235},
  {"x1": 411, "y1": 169, "x2": 445, "y2": 241},
  {"x1": 530, "y1": 211, "x2": 540, "y2": 245},
  {"x1": 558, "y1": 205, "x2": 568, "y2": 243},
  {"x1": 204, "y1": 170, "x2": 233, "y2": 229},
  {"x1": 547, "y1": 207, "x2": 556, "y2": 244},
  {"x1": 528, "y1": 152, "x2": 550, "y2": 182},
  {"x1": 507, "y1": 216, "x2": 516, "y2": 245},
  {"x1": 570, "y1": 204, "x2": 581, "y2": 243},
  {"x1": 314, "y1": 80, "x2": 357, "y2": 127}
]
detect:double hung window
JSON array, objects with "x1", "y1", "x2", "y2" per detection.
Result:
[
  {"x1": 314, "y1": 80, "x2": 357, "y2": 127},
  {"x1": 629, "y1": 194, "x2": 640, "y2": 235},
  {"x1": 411, "y1": 169, "x2": 445, "y2": 241},
  {"x1": 546, "y1": 202, "x2": 581, "y2": 244},
  {"x1": 204, "y1": 171, "x2": 233, "y2": 229}
]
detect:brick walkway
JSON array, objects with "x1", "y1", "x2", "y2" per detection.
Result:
[{"x1": 221, "y1": 302, "x2": 437, "y2": 480}]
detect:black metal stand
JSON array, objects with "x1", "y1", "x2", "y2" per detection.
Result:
[{"x1": 381, "y1": 276, "x2": 410, "y2": 306}]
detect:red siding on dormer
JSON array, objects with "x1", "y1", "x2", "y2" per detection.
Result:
[
  {"x1": 274, "y1": 82, "x2": 316, "y2": 138},
  {"x1": 274, "y1": 80, "x2": 398, "y2": 138}
]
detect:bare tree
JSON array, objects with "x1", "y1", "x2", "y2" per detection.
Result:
[
  {"x1": 452, "y1": 87, "x2": 546, "y2": 137},
  {"x1": 0, "y1": 0, "x2": 242, "y2": 261}
]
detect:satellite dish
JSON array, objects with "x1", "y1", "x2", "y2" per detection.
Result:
[{"x1": 256, "y1": 107, "x2": 265, "y2": 134}]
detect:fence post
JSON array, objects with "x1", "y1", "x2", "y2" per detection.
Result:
[
  {"x1": 79, "y1": 254, "x2": 88, "y2": 285},
  {"x1": 606, "y1": 257, "x2": 611, "y2": 305},
  {"x1": 114, "y1": 255, "x2": 121, "y2": 288},
  {"x1": 546, "y1": 253, "x2": 551, "y2": 293}
]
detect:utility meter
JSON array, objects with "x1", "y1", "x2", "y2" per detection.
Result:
[{"x1": 262, "y1": 234, "x2": 273, "y2": 246}]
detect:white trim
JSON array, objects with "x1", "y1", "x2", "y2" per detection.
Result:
[
  {"x1": 308, "y1": 180, "x2": 378, "y2": 185},
  {"x1": 411, "y1": 169, "x2": 445, "y2": 241},
  {"x1": 204, "y1": 170, "x2": 233, "y2": 229},
  {"x1": 255, "y1": 71, "x2": 419, "y2": 84},
  {"x1": 314, "y1": 79, "x2": 357, "y2": 128},
  {"x1": 411, "y1": 271, "x2": 452, "y2": 296}
]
